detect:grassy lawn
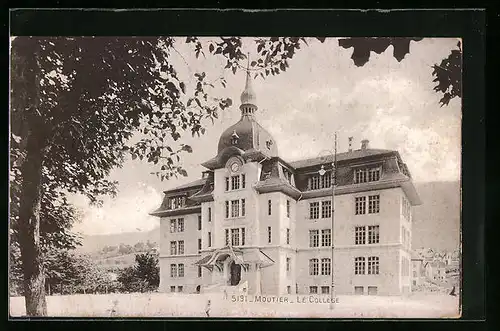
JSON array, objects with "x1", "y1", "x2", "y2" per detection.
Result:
[{"x1": 9, "y1": 292, "x2": 460, "y2": 318}]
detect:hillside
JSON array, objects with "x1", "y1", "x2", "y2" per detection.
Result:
[
  {"x1": 77, "y1": 228, "x2": 160, "y2": 254},
  {"x1": 78, "y1": 180, "x2": 460, "y2": 253}
]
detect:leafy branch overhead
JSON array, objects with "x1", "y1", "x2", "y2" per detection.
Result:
[{"x1": 338, "y1": 37, "x2": 462, "y2": 106}]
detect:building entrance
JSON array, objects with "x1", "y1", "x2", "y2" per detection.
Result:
[{"x1": 229, "y1": 261, "x2": 241, "y2": 286}]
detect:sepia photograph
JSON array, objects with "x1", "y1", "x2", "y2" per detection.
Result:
[{"x1": 10, "y1": 34, "x2": 462, "y2": 318}]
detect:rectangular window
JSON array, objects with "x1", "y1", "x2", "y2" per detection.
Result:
[
  {"x1": 268, "y1": 226, "x2": 272, "y2": 244},
  {"x1": 177, "y1": 218, "x2": 184, "y2": 232},
  {"x1": 198, "y1": 238, "x2": 202, "y2": 252},
  {"x1": 231, "y1": 228, "x2": 240, "y2": 246},
  {"x1": 321, "y1": 229, "x2": 331, "y2": 247},
  {"x1": 170, "y1": 286, "x2": 176, "y2": 292},
  {"x1": 287, "y1": 200, "x2": 290, "y2": 218},
  {"x1": 225, "y1": 201, "x2": 230, "y2": 218},
  {"x1": 321, "y1": 200, "x2": 332, "y2": 218},
  {"x1": 231, "y1": 175, "x2": 240, "y2": 190},
  {"x1": 225, "y1": 229, "x2": 230, "y2": 246},
  {"x1": 310, "y1": 202, "x2": 320, "y2": 219},
  {"x1": 242, "y1": 174, "x2": 246, "y2": 188},
  {"x1": 178, "y1": 264, "x2": 184, "y2": 277},
  {"x1": 309, "y1": 258, "x2": 319, "y2": 275},
  {"x1": 368, "y1": 195, "x2": 380, "y2": 214},
  {"x1": 225, "y1": 177, "x2": 229, "y2": 191},
  {"x1": 321, "y1": 258, "x2": 331, "y2": 276},
  {"x1": 369, "y1": 168, "x2": 381, "y2": 182},
  {"x1": 198, "y1": 215, "x2": 202, "y2": 230},
  {"x1": 198, "y1": 266, "x2": 202, "y2": 277},
  {"x1": 286, "y1": 257, "x2": 291, "y2": 272},
  {"x1": 368, "y1": 286, "x2": 378, "y2": 295},
  {"x1": 321, "y1": 286, "x2": 330, "y2": 294},
  {"x1": 208, "y1": 232, "x2": 212, "y2": 247},
  {"x1": 241, "y1": 228, "x2": 246, "y2": 246},
  {"x1": 178, "y1": 241, "x2": 184, "y2": 255},
  {"x1": 170, "y1": 264, "x2": 177, "y2": 277},
  {"x1": 368, "y1": 256, "x2": 380, "y2": 275},
  {"x1": 309, "y1": 230, "x2": 319, "y2": 247},
  {"x1": 287, "y1": 286, "x2": 291, "y2": 294},
  {"x1": 170, "y1": 241, "x2": 177, "y2": 255},
  {"x1": 241, "y1": 199, "x2": 246, "y2": 216},
  {"x1": 309, "y1": 176, "x2": 320, "y2": 190},
  {"x1": 208, "y1": 207, "x2": 212, "y2": 222},
  {"x1": 309, "y1": 286, "x2": 318, "y2": 294},
  {"x1": 355, "y1": 196, "x2": 366, "y2": 215},
  {"x1": 231, "y1": 200, "x2": 240, "y2": 217},
  {"x1": 286, "y1": 228, "x2": 291, "y2": 245},
  {"x1": 368, "y1": 225, "x2": 380, "y2": 244},
  {"x1": 170, "y1": 219, "x2": 177, "y2": 233},
  {"x1": 355, "y1": 257, "x2": 366, "y2": 275},
  {"x1": 178, "y1": 286, "x2": 183, "y2": 292},
  {"x1": 321, "y1": 172, "x2": 331, "y2": 189},
  {"x1": 355, "y1": 226, "x2": 366, "y2": 245},
  {"x1": 355, "y1": 169, "x2": 367, "y2": 184},
  {"x1": 354, "y1": 286, "x2": 364, "y2": 295},
  {"x1": 268, "y1": 200, "x2": 272, "y2": 215}
]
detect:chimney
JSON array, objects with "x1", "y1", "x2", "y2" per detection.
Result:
[
  {"x1": 348, "y1": 137, "x2": 353, "y2": 152},
  {"x1": 361, "y1": 139, "x2": 369, "y2": 150}
]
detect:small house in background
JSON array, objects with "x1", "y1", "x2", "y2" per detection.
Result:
[
  {"x1": 424, "y1": 261, "x2": 447, "y2": 281},
  {"x1": 411, "y1": 252, "x2": 425, "y2": 287}
]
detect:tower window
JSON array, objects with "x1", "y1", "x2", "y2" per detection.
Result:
[
  {"x1": 268, "y1": 200, "x2": 272, "y2": 215},
  {"x1": 268, "y1": 226, "x2": 272, "y2": 244}
]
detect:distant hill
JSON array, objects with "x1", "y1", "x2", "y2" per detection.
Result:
[
  {"x1": 77, "y1": 228, "x2": 160, "y2": 254},
  {"x1": 78, "y1": 180, "x2": 460, "y2": 253}
]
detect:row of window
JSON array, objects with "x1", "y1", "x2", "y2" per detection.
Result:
[
  {"x1": 225, "y1": 199, "x2": 246, "y2": 218},
  {"x1": 170, "y1": 286, "x2": 184, "y2": 292},
  {"x1": 171, "y1": 265, "x2": 203, "y2": 278},
  {"x1": 309, "y1": 258, "x2": 331, "y2": 276},
  {"x1": 166, "y1": 196, "x2": 186, "y2": 210},
  {"x1": 402, "y1": 196, "x2": 411, "y2": 221},
  {"x1": 401, "y1": 256, "x2": 410, "y2": 277},
  {"x1": 355, "y1": 195, "x2": 380, "y2": 215},
  {"x1": 225, "y1": 228, "x2": 246, "y2": 246},
  {"x1": 355, "y1": 225, "x2": 380, "y2": 245},
  {"x1": 354, "y1": 167, "x2": 381, "y2": 184},
  {"x1": 225, "y1": 174, "x2": 246, "y2": 191},
  {"x1": 309, "y1": 229, "x2": 331, "y2": 247},
  {"x1": 170, "y1": 241, "x2": 184, "y2": 255},
  {"x1": 308, "y1": 172, "x2": 332, "y2": 191},
  {"x1": 266, "y1": 227, "x2": 291, "y2": 244},
  {"x1": 170, "y1": 218, "x2": 184, "y2": 233},
  {"x1": 309, "y1": 200, "x2": 332, "y2": 219},
  {"x1": 309, "y1": 286, "x2": 331, "y2": 294},
  {"x1": 354, "y1": 256, "x2": 380, "y2": 275},
  {"x1": 170, "y1": 263, "x2": 184, "y2": 277},
  {"x1": 401, "y1": 226, "x2": 411, "y2": 249}
]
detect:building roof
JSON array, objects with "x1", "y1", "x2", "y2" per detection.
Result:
[
  {"x1": 288, "y1": 148, "x2": 396, "y2": 169},
  {"x1": 163, "y1": 178, "x2": 207, "y2": 194}
]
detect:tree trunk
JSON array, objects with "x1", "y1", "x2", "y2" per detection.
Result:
[{"x1": 18, "y1": 130, "x2": 48, "y2": 316}]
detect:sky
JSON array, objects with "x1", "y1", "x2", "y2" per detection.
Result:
[{"x1": 69, "y1": 37, "x2": 462, "y2": 236}]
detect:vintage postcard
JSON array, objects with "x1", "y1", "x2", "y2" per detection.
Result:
[{"x1": 9, "y1": 35, "x2": 462, "y2": 318}]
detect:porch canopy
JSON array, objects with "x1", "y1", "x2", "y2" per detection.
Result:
[{"x1": 194, "y1": 246, "x2": 274, "y2": 271}]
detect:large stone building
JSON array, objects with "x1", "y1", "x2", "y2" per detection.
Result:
[{"x1": 150, "y1": 71, "x2": 421, "y2": 296}]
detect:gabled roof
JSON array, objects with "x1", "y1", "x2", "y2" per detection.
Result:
[{"x1": 288, "y1": 149, "x2": 396, "y2": 169}]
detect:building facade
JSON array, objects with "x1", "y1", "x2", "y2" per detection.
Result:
[{"x1": 150, "y1": 72, "x2": 422, "y2": 296}]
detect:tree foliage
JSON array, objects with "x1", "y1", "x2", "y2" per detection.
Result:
[
  {"x1": 338, "y1": 37, "x2": 462, "y2": 106},
  {"x1": 117, "y1": 252, "x2": 159, "y2": 293}
]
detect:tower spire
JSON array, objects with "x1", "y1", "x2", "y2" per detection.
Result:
[{"x1": 240, "y1": 52, "x2": 257, "y2": 117}]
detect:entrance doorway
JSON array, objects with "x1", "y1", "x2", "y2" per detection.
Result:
[{"x1": 229, "y1": 261, "x2": 241, "y2": 286}]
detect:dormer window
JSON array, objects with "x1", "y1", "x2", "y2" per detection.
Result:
[
  {"x1": 167, "y1": 196, "x2": 186, "y2": 210},
  {"x1": 283, "y1": 167, "x2": 293, "y2": 185},
  {"x1": 266, "y1": 140, "x2": 273, "y2": 150},
  {"x1": 231, "y1": 130, "x2": 239, "y2": 145},
  {"x1": 308, "y1": 172, "x2": 332, "y2": 190},
  {"x1": 354, "y1": 167, "x2": 381, "y2": 184}
]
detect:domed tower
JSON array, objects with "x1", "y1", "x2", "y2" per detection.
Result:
[{"x1": 203, "y1": 60, "x2": 278, "y2": 169}]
